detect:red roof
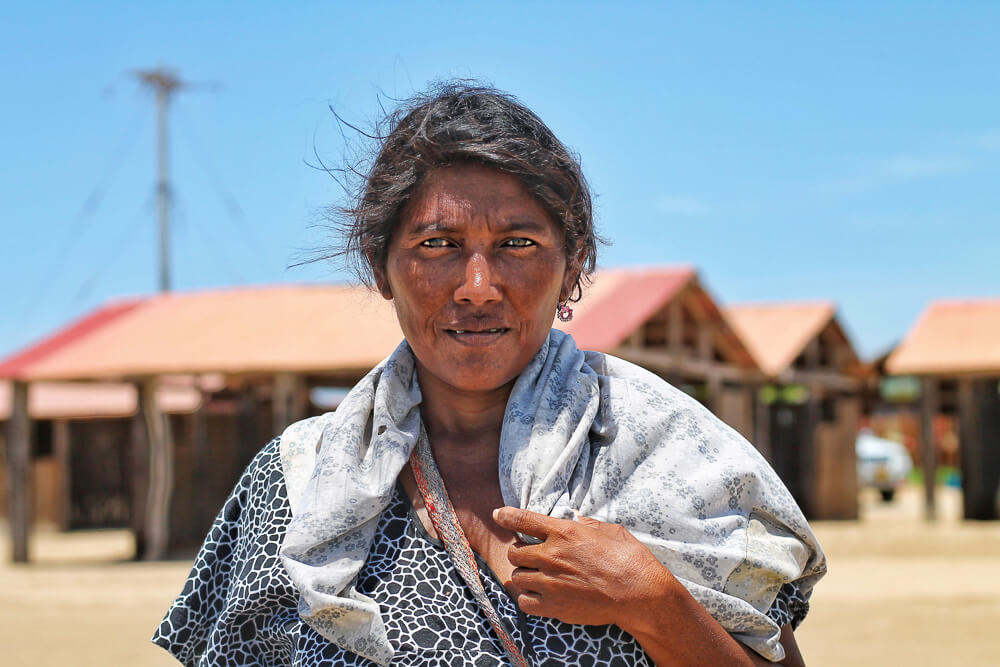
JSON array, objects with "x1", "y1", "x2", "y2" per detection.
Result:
[
  {"x1": 886, "y1": 299, "x2": 1000, "y2": 375},
  {"x1": 0, "y1": 299, "x2": 144, "y2": 380},
  {"x1": 724, "y1": 302, "x2": 841, "y2": 377},
  {"x1": 557, "y1": 266, "x2": 695, "y2": 350},
  {"x1": 2, "y1": 284, "x2": 402, "y2": 381}
]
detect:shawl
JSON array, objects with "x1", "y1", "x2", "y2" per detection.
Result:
[{"x1": 278, "y1": 329, "x2": 826, "y2": 664}]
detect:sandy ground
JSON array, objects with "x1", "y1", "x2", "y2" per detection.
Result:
[{"x1": 2, "y1": 484, "x2": 998, "y2": 666}]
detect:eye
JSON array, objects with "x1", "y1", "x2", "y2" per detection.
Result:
[
  {"x1": 420, "y1": 238, "x2": 454, "y2": 248},
  {"x1": 502, "y1": 238, "x2": 536, "y2": 248}
]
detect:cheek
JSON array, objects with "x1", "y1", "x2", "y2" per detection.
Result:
[{"x1": 512, "y1": 257, "x2": 566, "y2": 307}]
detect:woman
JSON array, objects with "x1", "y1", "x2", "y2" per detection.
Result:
[{"x1": 154, "y1": 83, "x2": 824, "y2": 666}]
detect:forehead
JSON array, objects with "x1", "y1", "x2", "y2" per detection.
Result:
[{"x1": 401, "y1": 164, "x2": 557, "y2": 228}]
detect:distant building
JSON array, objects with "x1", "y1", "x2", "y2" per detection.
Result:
[
  {"x1": 0, "y1": 380, "x2": 200, "y2": 530},
  {"x1": 558, "y1": 267, "x2": 759, "y2": 438},
  {"x1": 1, "y1": 285, "x2": 404, "y2": 561},
  {"x1": 2, "y1": 271, "x2": 867, "y2": 561},
  {"x1": 886, "y1": 299, "x2": 1000, "y2": 520},
  {"x1": 725, "y1": 302, "x2": 866, "y2": 519}
]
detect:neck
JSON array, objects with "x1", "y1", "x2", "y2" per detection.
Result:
[{"x1": 415, "y1": 363, "x2": 511, "y2": 461}]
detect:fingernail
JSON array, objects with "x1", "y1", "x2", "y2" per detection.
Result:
[{"x1": 492, "y1": 508, "x2": 501, "y2": 521}]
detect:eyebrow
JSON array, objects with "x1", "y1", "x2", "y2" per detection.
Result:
[{"x1": 405, "y1": 218, "x2": 553, "y2": 236}]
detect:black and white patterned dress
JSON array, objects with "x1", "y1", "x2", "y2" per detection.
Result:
[{"x1": 153, "y1": 439, "x2": 808, "y2": 666}]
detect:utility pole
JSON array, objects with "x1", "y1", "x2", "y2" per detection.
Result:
[
  {"x1": 134, "y1": 67, "x2": 188, "y2": 293},
  {"x1": 130, "y1": 67, "x2": 191, "y2": 561}
]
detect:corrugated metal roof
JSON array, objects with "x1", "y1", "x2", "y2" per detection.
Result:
[
  {"x1": 724, "y1": 302, "x2": 840, "y2": 377},
  {"x1": 885, "y1": 299, "x2": 1000, "y2": 376}
]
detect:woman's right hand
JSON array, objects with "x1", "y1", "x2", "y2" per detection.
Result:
[{"x1": 493, "y1": 507, "x2": 677, "y2": 628}]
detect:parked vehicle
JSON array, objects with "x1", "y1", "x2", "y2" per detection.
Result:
[{"x1": 856, "y1": 429, "x2": 913, "y2": 502}]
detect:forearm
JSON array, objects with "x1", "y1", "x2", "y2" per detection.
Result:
[
  {"x1": 493, "y1": 507, "x2": 803, "y2": 665},
  {"x1": 619, "y1": 574, "x2": 766, "y2": 667}
]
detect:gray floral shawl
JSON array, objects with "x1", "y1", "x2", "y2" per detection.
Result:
[{"x1": 278, "y1": 329, "x2": 826, "y2": 664}]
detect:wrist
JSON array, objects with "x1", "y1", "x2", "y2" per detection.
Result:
[
  {"x1": 619, "y1": 568, "x2": 760, "y2": 667},
  {"x1": 616, "y1": 561, "x2": 682, "y2": 639}
]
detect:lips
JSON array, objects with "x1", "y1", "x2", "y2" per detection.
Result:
[{"x1": 444, "y1": 325, "x2": 511, "y2": 346}]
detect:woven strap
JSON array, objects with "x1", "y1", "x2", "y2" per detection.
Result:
[{"x1": 409, "y1": 428, "x2": 531, "y2": 667}]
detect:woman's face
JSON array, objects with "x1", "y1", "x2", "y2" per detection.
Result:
[{"x1": 379, "y1": 164, "x2": 573, "y2": 395}]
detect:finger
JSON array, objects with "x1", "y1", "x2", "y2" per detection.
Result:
[
  {"x1": 492, "y1": 507, "x2": 570, "y2": 540},
  {"x1": 506, "y1": 542, "x2": 548, "y2": 569},
  {"x1": 509, "y1": 566, "x2": 547, "y2": 592},
  {"x1": 515, "y1": 590, "x2": 546, "y2": 616}
]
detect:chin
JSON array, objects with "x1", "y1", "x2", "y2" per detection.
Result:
[
  {"x1": 411, "y1": 341, "x2": 537, "y2": 394},
  {"x1": 444, "y1": 369, "x2": 519, "y2": 394}
]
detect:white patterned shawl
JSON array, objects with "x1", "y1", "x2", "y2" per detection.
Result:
[{"x1": 278, "y1": 329, "x2": 826, "y2": 664}]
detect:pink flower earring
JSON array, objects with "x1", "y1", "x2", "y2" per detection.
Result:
[{"x1": 556, "y1": 302, "x2": 574, "y2": 322}]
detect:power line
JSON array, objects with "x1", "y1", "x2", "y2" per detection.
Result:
[
  {"x1": 173, "y1": 104, "x2": 273, "y2": 272},
  {"x1": 16, "y1": 101, "x2": 146, "y2": 332},
  {"x1": 72, "y1": 194, "x2": 155, "y2": 304},
  {"x1": 172, "y1": 190, "x2": 247, "y2": 285}
]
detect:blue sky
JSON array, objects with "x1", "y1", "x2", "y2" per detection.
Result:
[{"x1": 2, "y1": 2, "x2": 998, "y2": 360}]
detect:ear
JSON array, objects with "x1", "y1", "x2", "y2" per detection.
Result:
[
  {"x1": 368, "y1": 252, "x2": 393, "y2": 301},
  {"x1": 559, "y1": 274, "x2": 577, "y2": 303},
  {"x1": 560, "y1": 248, "x2": 587, "y2": 301}
]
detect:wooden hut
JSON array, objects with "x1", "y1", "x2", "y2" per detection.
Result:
[
  {"x1": 0, "y1": 380, "x2": 201, "y2": 530},
  {"x1": 886, "y1": 299, "x2": 1000, "y2": 520},
  {"x1": 557, "y1": 267, "x2": 760, "y2": 439},
  {"x1": 724, "y1": 302, "x2": 865, "y2": 519},
  {"x1": 1, "y1": 284, "x2": 404, "y2": 562}
]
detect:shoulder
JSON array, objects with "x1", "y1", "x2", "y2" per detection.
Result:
[
  {"x1": 276, "y1": 413, "x2": 338, "y2": 514},
  {"x1": 152, "y1": 436, "x2": 299, "y2": 664},
  {"x1": 581, "y1": 348, "x2": 799, "y2": 524},
  {"x1": 584, "y1": 349, "x2": 749, "y2": 450}
]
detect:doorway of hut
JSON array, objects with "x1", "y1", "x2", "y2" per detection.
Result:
[{"x1": 769, "y1": 401, "x2": 812, "y2": 517}]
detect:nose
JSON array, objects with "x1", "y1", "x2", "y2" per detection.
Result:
[{"x1": 453, "y1": 251, "x2": 502, "y2": 305}]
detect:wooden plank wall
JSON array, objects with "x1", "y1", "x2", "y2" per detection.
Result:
[
  {"x1": 959, "y1": 377, "x2": 1000, "y2": 520},
  {"x1": 812, "y1": 396, "x2": 860, "y2": 519}
]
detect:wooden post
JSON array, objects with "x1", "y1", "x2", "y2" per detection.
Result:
[
  {"x1": 804, "y1": 338, "x2": 820, "y2": 369},
  {"x1": 191, "y1": 387, "x2": 209, "y2": 534},
  {"x1": 753, "y1": 386, "x2": 772, "y2": 462},
  {"x1": 668, "y1": 299, "x2": 683, "y2": 352},
  {"x1": 6, "y1": 381, "x2": 31, "y2": 563},
  {"x1": 53, "y1": 419, "x2": 72, "y2": 531},
  {"x1": 237, "y1": 384, "x2": 261, "y2": 469},
  {"x1": 956, "y1": 377, "x2": 996, "y2": 520},
  {"x1": 802, "y1": 385, "x2": 821, "y2": 519},
  {"x1": 140, "y1": 377, "x2": 174, "y2": 560},
  {"x1": 832, "y1": 396, "x2": 860, "y2": 519},
  {"x1": 706, "y1": 373, "x2": 722, "y2": 416},
  {"x1": 273, "y1": 372, "x2": 304, "y2": 436},
  {"x1": 920, "y1": 377, "x2": 938, "y2": 520},
  {"x1": 130, "y1": 384, "x2": 149, "y2": 559},
  {"x1": 697, "y1": 326, "x2": 714, "y2": 361}
]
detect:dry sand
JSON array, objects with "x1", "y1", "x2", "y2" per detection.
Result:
[{"x1": 2, "y1": 484, "x2": 998, "y2": 666}]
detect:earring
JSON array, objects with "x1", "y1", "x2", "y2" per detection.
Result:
[{"x1": 556, "y1": 301, "x2": 574, "y2": 322}]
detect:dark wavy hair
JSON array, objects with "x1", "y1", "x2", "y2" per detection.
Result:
[{"x1": 321, "y1": 81, "x2": 601, "y2": 302}]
